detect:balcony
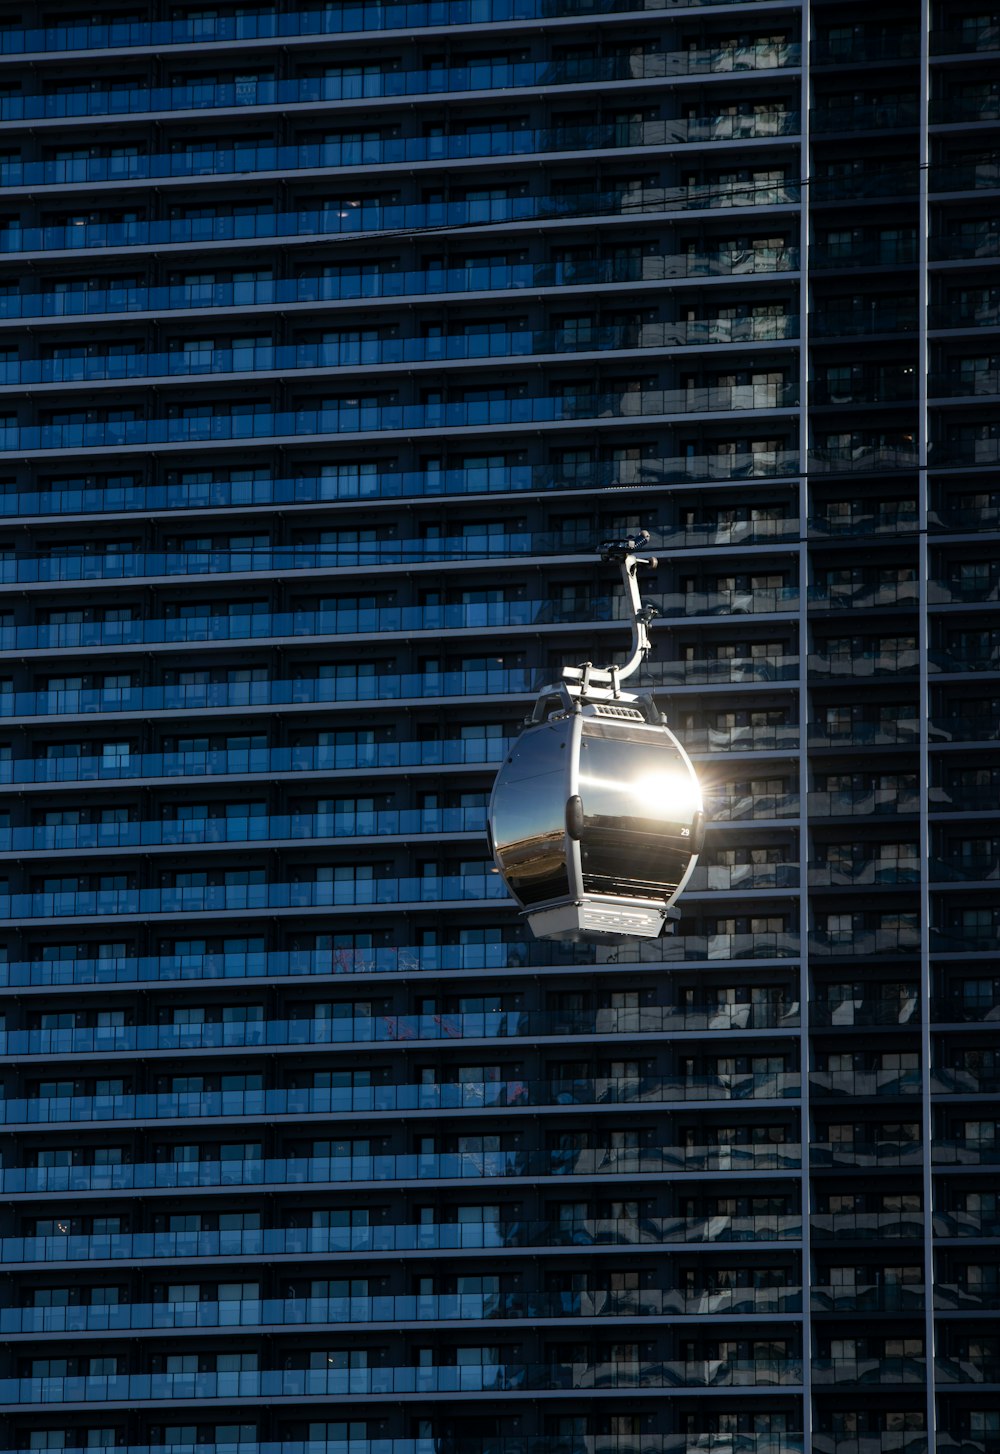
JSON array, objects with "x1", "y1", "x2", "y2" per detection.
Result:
[
  {"x1": 807, "y1": 861, "x2": 920, "y2": 888},
  {"x1": 810, "y1": 1283, "x2": 924, "y2": 1313},
  {"x1": 687, "y1": 863, "x2": 800, "y2": 891},
  {"x1": 0, "y1": 114, "x2": 806, "y2": 196},
  {"x1": 810, "y1": 376, "x2": 918, "y2": 406},
  {"x1": 0, "y1": 319, "x2": 803, "y2": 394},
  {"x1": 809, "y1": 994, "x2": 919, "y2": 1027},
  {"x1": 810, "y1": 169, "x2": 919, "y2": 203},
  {"x1": 659, "y1": 931, "x2": 800, "y2": 962},
  {"x1": 0, "y1": 1213, "x2": 806, "y2": 1269},
  {"x1": 929, "y1": 231, "x2": 1000, "y2": 262},
  {"x1": 812, "y1": 35, "x2": 919, "y2": 64},
  {"x1": 0, "y1": 594, "x2": 800, "y2": 661},
  {"x1": 0, "y1": 44, "x2": 805, "y2": 124},
  {"x1": 808, "y1": 505, "x2": 918, "y2": 537},
  {"x1": 932, "y1": 21, "x2": 1000, "y2": 53},
  {"x1": 809, "y1": 650, "x2": 919, "y2": 680},
  {"x1": 807, "y1": 788, "x2": 920, "y2": 817},
  {"x1": 807, "y1": 927, "x2": 921, "y2": 958},
  {"x1": 0, "y1": 669, "x2": 541, "y2": 722},
  {"x1": 810, "y1": 100, "x2": 919, "y2": 133},
  {"x1": 935, "y1": 1356, "x2": 1000, "y2": 1384},
  {"x1": 684, "y1": 723, "x2": 800, "y2": 754},
  {"x1": 0, "y1": 1360, "x2": 806, "y2": 1405},
  {"x1": 808, "y1": 581, "x2": 919, "y2": 609},
  {"x1": 811, "y1": 1212, "x2": 924, "y2": 1243},
  {"x1": 699, "y1": 791, "x2": 799, "y2": 821},
  {"x1": 929, "y1": 301, "x2": 1000, "y2": 330},
  {"x1": 810, "y1": 1139, "x2": 923, "y2": 1169},
  {"x1": 930, "y1": 927, "x2": 999, "y2": 954},
  {"x1": 0, "y1": 3, "x2": 799, "y2": 58},
  {"x1": 808, "y1": 1069, "x2": 922, "y2": 1097},
  {"x1": 930, "y1": 995, "x2": 1000, "y2": 1025},
  {"x1": 0, "y1": 738, "x2": 510, "y2": 788},
  {"x1": 0, "y1": 249, "x2": 802, "y2": 328},
  {"x1": 930, "y1": 371, "x2": 1000, "y2": 399},
  {"x1": 807, "y1": 445, "x2": 919, "y2": 474},
  {"x1": 0, "y1": 1285, "x2": 805, "y2": 1336},
  {"x1": 811, "y1": 1358, "x2": 925, "y2": 1386},
  {"x1": 928, "y1": 577, "x2": 1000, "y2": 604},
  {"x1": 810, "y1": 240, "x2": 917, "y2": 271},
  {"x1": 809, "y1": 304, "x2": 918, "y2": 337},
  {"x1": 930, "y1": 855, "x2": 1000, "y2": 883},
  {"x1": 0, "y1": 385, "x2": 802, "y2": 460},
  {"x1": 807, "y1": 720, "x2": 919, "y2": 749},
  {"x1": 929, "y1": 648, "x2": 1000, "y2": 676},
  {"x1": 0, "y1": 185, "x2": 804, "y2": 261},
  {"x1": 930, "y1": 159, "x2": 1000, "y2": 194},
  {"x1": 0, "y1": 944, "x2": 802, "y2": 992},
  {"x1": 0, "y1": 1074, "x2": 805, "y2": 1116},
  {"x1": 0, "y1": 874, "x2": 518, "y2": 926},
  {"x1": 656, "y1": 656, "x2": 799, "y2": 686},
  {"x1": 0, "y1": 1143, "x2": 805, "y2": 1196},
  {"x1": 0, "y1": 452, "x2": 803, "y2": 523}
]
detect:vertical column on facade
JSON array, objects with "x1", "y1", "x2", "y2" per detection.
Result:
[
  {"x1": 925, "y1": 5, "x2": 1000, "y2": 1450},
  {"x1": 805, "y1": 2, "x2": 927, "y2": 1451}
]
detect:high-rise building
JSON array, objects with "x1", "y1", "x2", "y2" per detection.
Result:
[{"x1": 0, "y1": 2, "x2": 996, "y2": 1452}]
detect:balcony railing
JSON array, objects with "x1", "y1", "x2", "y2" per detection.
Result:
[
  {"x1": 0, "y1": 1359, "x2": 806, "y2": 1404},
  {"x1": 0, "y1": 1145, "x2": 804, "y2": 1196},
  {"x1": 808, "y1": 1069, "x2": 922, "y2": 1097},
  {"x1": 807, "y1": 928, "x2": 921, "y2": 957},
  {"x1": 687, "y1": 864, "x2": 799, "y2": 891},
  {"x1": 810, "y1": 100, "x2": 919, "y2": 133},
  {"x1": 810, "y1": 1140, "x2": 923, "y2": 1168},
  {"x1": 807, "y1": 721, "x2": 919, "y2": 748},
  {"x1": 655, "y1": 656, "x2": 799, "y2": 685},
  {"x1": 928, "y1": 577, "x2": 1000, "y2": 604},
  {"x1": 0, "y1": 454, "x2": 803, "y2": 521},
  {"x1": 702, "y1": 792, "x2": 799, "y2": 820},
  {"x1": 807, "y1": 789, "x2": 920, "y2": 817},
  {"x1": 0, "y1": 945, "x2": 803, "y2": 992},
  {"x1": 0, "y1": 739, "x2": 511, "y2": 787},
  {"x1": 810, "y1": 1283, "x2": 924, "y2": 1312},
  {"x1": 929, "y1": 927, "x2": 999, "y2": 954},
  {"x1": 808, "y1": 650, "x2": 920, "y2": 679},
  {"x1": 810, "y1": 1212, "x2": 924, "y2": 1242},
  {"x1": 0, "y1": 320, "x2": 802, "y2": 393},
  {"x1": 0, "y1": 1285, "x2": 804, "y2": 1336},
  {"x1": 812, "y1": 35, "x2": 920, "y2": 63},
  {"x1": 0, "y1": 116, "x2": 805, "y2": 193},
  {"x1": 0, "y1": 386, "x2": 801, "y2": 458},
  {"x1": 0, "y1": 1, "x2": 795, "y2": 57},
  {"x1": 930, "y1": 996, "x2": 1000, "y2": 1025},
  {"x1": 0, "y1": 594, "x2": 800, "y2": 659},
  {"x1": 808, "y1": 581, "x2": 919, "y2": 608},
  {"x1": 0, "y1": 669, "x2": 539, "y2": 720},
  {"x1": 808, "y1": 507, "x2": 918, "y2": 537},
  {"x1": 659, "y1": 932, "x2": 800, "y2": 961},
  {"x1": 0, "y1": 186, "x2": 803, "y2": 260},
  {"x1": 0, "y1": 45, "x2": 804, "y2": 123},
  {"x1": 0, "y1": 806, "x2": 493, "y2": 853},
  {"x1": 0, "y1": 251, "x2": 802, "y2": 327},
  {"x1": 810, "y1": 1357, "x2": 925, "y2": 1385},
  {"x1": 807, "y1": 446, "x2": 919, "y2": 474},
  {"x1": 807, "y1": 861, "x2": 920, "y2": 888},
  {"x1": 808, "y1": 995, "x2": 919, "y2": 1027},
  {"x1": 932, "y1": 22, "x2": 1000, "y2": 53},
  {"x1": 0, "y1": 1074, "x2": 803, "y2": 1113},
  {"x1": 0, "y1": 1439, "x2": 809, "y2": 1454},
  {"x1": 0, "y1": 1214, "x2": 805, "y2": 1268}
]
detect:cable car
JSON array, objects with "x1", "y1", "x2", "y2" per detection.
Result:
[{"x1": 488, "y1": 533, "x2": 705, "y2": 943}]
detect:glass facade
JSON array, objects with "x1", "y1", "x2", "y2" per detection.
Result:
[{"x1": 0, "y1": 1, "x2": 995, "y2": 1452}]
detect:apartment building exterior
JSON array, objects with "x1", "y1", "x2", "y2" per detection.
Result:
[{"x1": 0, "y1": 1, "x2": 995, "y2": 1451}]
